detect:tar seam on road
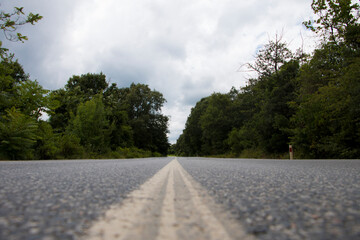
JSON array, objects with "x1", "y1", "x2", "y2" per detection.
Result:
[{"x1": 83, "y1": 158, "x2": 253, "y2": 240}]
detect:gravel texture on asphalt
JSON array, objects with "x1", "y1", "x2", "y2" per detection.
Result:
[
  {"x1": 178, "y1": 158, "x2": 360, "y2": 240},
  {"x1": 0, "y1": 158, "x2": 170, "y2": 240}
]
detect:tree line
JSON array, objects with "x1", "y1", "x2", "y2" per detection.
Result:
[
  {"x1": 175, "y1": 0, "x2": 360, "y2": 159},
  {"x1": 0, "y1": 6, "x2": 169, "y2": 160}
]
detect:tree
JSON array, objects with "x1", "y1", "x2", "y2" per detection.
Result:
[
  {"x1": 49, "y1": 73, "x2": 170, "y2": 157},
  {"x1": 49, "y1": 73, "x2": 108, "y2": 131},
  {"x1": 303, "y1": 0, "x2": 359, "y2": 44},
  {"x1": 175, "y1": 97, "x2": 209, "y2": 156},
  {"x1": 200, "y1": 93, "x2": 233, "y2": 155},
  {"x1": 103, "y1": 83, "x2": 133, "y2": 149},
  {"x1": 124, "y1": 83, "x2": 169, "y2": 155},
  {"x1": 0, "y1": 108, "x2": 37, "y2": 159},
  {"x1": 0, "y1": 5, "x2": 42, "y2": 58},
  {"x1": 246, "y1": 35, "x2": 293, "y2": 78},
  {"x1": 0, "y1": 6, "x2": 42, "y2": 42},
  {"x1": 0, "y1": 5, "x2": 46, "y2": 160},
  {"x1": 65, "y1": 73, "x2": 108, "y2": 98},
  {"x1": 15, "y1": 80, "x2": 50, "y2": 120},
  {"x1": 290, "y1": 0, "x2": 360, "y2": 158},
  {"x1": 291, "y1": 57, "x2": 360, "y2": 158},
  {"x1": 176, "y1": 0, "x2": 360, "y2": 159},
  {"x1": 34, "y1": 121, "x2": 59, "y2": 160},
  {"x1": 227, "y1": 60, "x2": 300, "y2": 156},
  {"x1": 0, "y1": 57, "x2": 51, "y2": 120},
  {"x1": 57, "y1": 133, "x2": 84, "y2": 159},
  {"x1": 70, "y1": 94, "x2": 110, "y2": 154}
]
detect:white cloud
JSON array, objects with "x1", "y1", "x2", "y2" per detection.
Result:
[{"x1": 2, "y1": 0, "x2": 316, "y2": 143}]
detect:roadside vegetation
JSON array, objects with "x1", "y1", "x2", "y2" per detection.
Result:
[
  {"x1": 175, "y1": 0, "x2": 360, "y2": 159},
  {"x1": 0, "y1": 6, "x2": 169, "y2": 160},
  {"x1": 1, "y1": 1, "x2": 359, "y2": 160}
]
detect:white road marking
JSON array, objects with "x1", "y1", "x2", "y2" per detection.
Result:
[
  {"x1": 175, "y1": 159, "x2": 232, "y2": 240},
  {"x1": 84, "y1": 158, "x2": 252, "y2": 240},
  {"x1": 156, "y1": 160, "x2": 177, "y2": 240}
]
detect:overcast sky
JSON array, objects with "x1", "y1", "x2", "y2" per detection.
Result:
[{"x1": 1, "y1": 0, "x2": 316, "y2": 143}]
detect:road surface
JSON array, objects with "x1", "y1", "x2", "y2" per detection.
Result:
[{"x1": 0, "y1": 157, "x2": 359, "y2": 239}]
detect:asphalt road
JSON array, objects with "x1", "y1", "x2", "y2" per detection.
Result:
[
  {"x1": 0, "y1": 158, "x2": 170, "y2": 240},
  {"x1": 0, "y1": 157, "x2": 359, "y2": 240},
  {"x1": 178, "y1": 157, "x2": 360, "y2": 240}
]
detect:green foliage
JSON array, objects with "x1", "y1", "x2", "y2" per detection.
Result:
[
  {"x1": 0, "y1": 58, "x2": 51, "y2": 121},
  {"x1": 46, "y1": 76, "x2": 170, "y2": 159},
  {"x1": 176, "y1": 43, "x2": 300, "y2": 157},
  {"x1": 291, "y1": 58, "x2": 360, "y2": 158},
  {"x1": 289, "y1": 1, "x2": 360, "y2": 158},
  {"x1": 200, "y1": 93, "x2": 233, "y2": 155},
  {"x1": 49, "y1": 73, "x2": 109, "y2": 132},
  {"x1": 176, "y1": 0, "x2": 360, "y2": 159},
  {"x1": 0, "y1": 5, "x2": 169, "y2": 160},
  {"x1": 124, "y1": 83, "x2": 169, "y2": 155},
  {"x1": 247, "y1": 35, "x2": 294, "y2": 77},
  {"x1": 109, "y1": 147, "x2": 159, "y2": 159},
  {"x1": 0, "y1": 5, "x2": 42, "y2": 59},
  {"x1": 227, "y1": 127, "x2": 256, "y2": 155},
  {"x1": 5, "y1": 0, "x2": 358, "y2": 160},
  {"x1": 66, "y1": 73, "x2": 108, "y2": 98},
  {"x1": 34, "y1": 121, "x2": 59, "y2": 160},
  {"x1": 103, "y1": 83, "x2": 133, "y2": 149},
  {"x1": 0, "y1": 6, "x2": 42, "y2": 42},
  {"x1": 0, "y1": 58, "x2": 28, "y2": 113},
  {"x1": 0, "y1": 108, "x2": 37, "y2": 159},
  {"x1": 57, "y1": 133, "x2": 84, "y2": 159},
  {"x1": 175, "y1": 97, "x2": 209, "y2": 156},
  {"x1": 0, "y1": 65, "x2": 169, "y2": 159},
  {"x1": 15, "y1": 80, "x2": 50, "y2": 120},
  {"x1": 0, "y1": 57, "x2": 54, "y2": 160},
  {"x1": 303, "y1": 0, "x2": 359, "y2": 44},
  {"x1": 69, "y1": 94, "x2": 110, "y2": 154}
]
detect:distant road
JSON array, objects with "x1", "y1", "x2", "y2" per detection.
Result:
[{"x1": 0, "y1": 158, "x2": 359, "y2": 239}]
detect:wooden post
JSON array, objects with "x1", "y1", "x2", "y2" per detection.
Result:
[{"x1": 289, "y1": 145, "x2": 293, "y2": 160}]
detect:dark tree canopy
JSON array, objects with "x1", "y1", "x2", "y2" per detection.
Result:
[
  {"x1": 0, "y1": 5, "x2": 169, "y2": 160},
  {"x1": 175, "y1": 0, "x2": 360, "y2": 159}
]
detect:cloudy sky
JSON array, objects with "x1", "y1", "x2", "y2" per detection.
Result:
[{"x1": 1, "y1": 0, "x2": 316, "y2": 143}]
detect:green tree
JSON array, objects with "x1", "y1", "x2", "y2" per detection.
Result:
[
  {"x1": 303, "y1": 0, "x2": 359, "y2": 44},
  {"x1": 124, "y1": 83, "x2": 169, "y2": 155},
  {"x1": 15, "y1": 80, "x2": 50, "y2": 120},
  {"x1": 34, "y1": 121, "x2": 59, "y2": 160},
  {"x1": 0, "y1": 57, "x2": 51, "y2": 120},
  {"x1": 291, "y1": 58, "x2": 360, "y2": 158},
  {"x1": 200, "y1": 93, "x2": 233, "y2": 155},
  {"x1": 175, "y1": 97, "x2": 209, "y2": 156},
  {"x1": 290, "y1": 0, "x2": 360, "y2": 158},
  {"x1": 246, "y1": 35, "x2": 293, "y2": 78},
  {"x1": 103, "y1": 83, "x2": 133, "y2": 149},
  {"x1": 0, "y1": 6, "x2": 42, "y2": 42},
  {"x1": 70, "y1": 94, "x2": 110, "y2": 154},
  {"x1": 49, "y1": 73, "x2": 108, "y2": 131},
  {"x1": 66, "y1": 73, "x2": 108, "y2": 98},
  {"x1": 0, "y1": 108, "x2": 37, "y2": 159},
  {"x1": 228, "y1": 60, "x2": 299, "y2": 156},
  {"x1": 0, "y1": 57, "x2": 54, "y2": 160},
  {"x1": 0, "y1": 57, "x2": 30, "y2": 114},
  {"x1": 57, "y1": 133, "x2": 84, "y2": 159},
  {"x1": 0, "y1": 5, "x2": 42, "y2": 58},
  {"x1": 176, "y1": 0, "x2": 360, "y2": 159}
]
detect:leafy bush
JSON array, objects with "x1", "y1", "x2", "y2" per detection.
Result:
[{"x1": 0, "y1": 108, "x2": 37, "y2": 160}]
